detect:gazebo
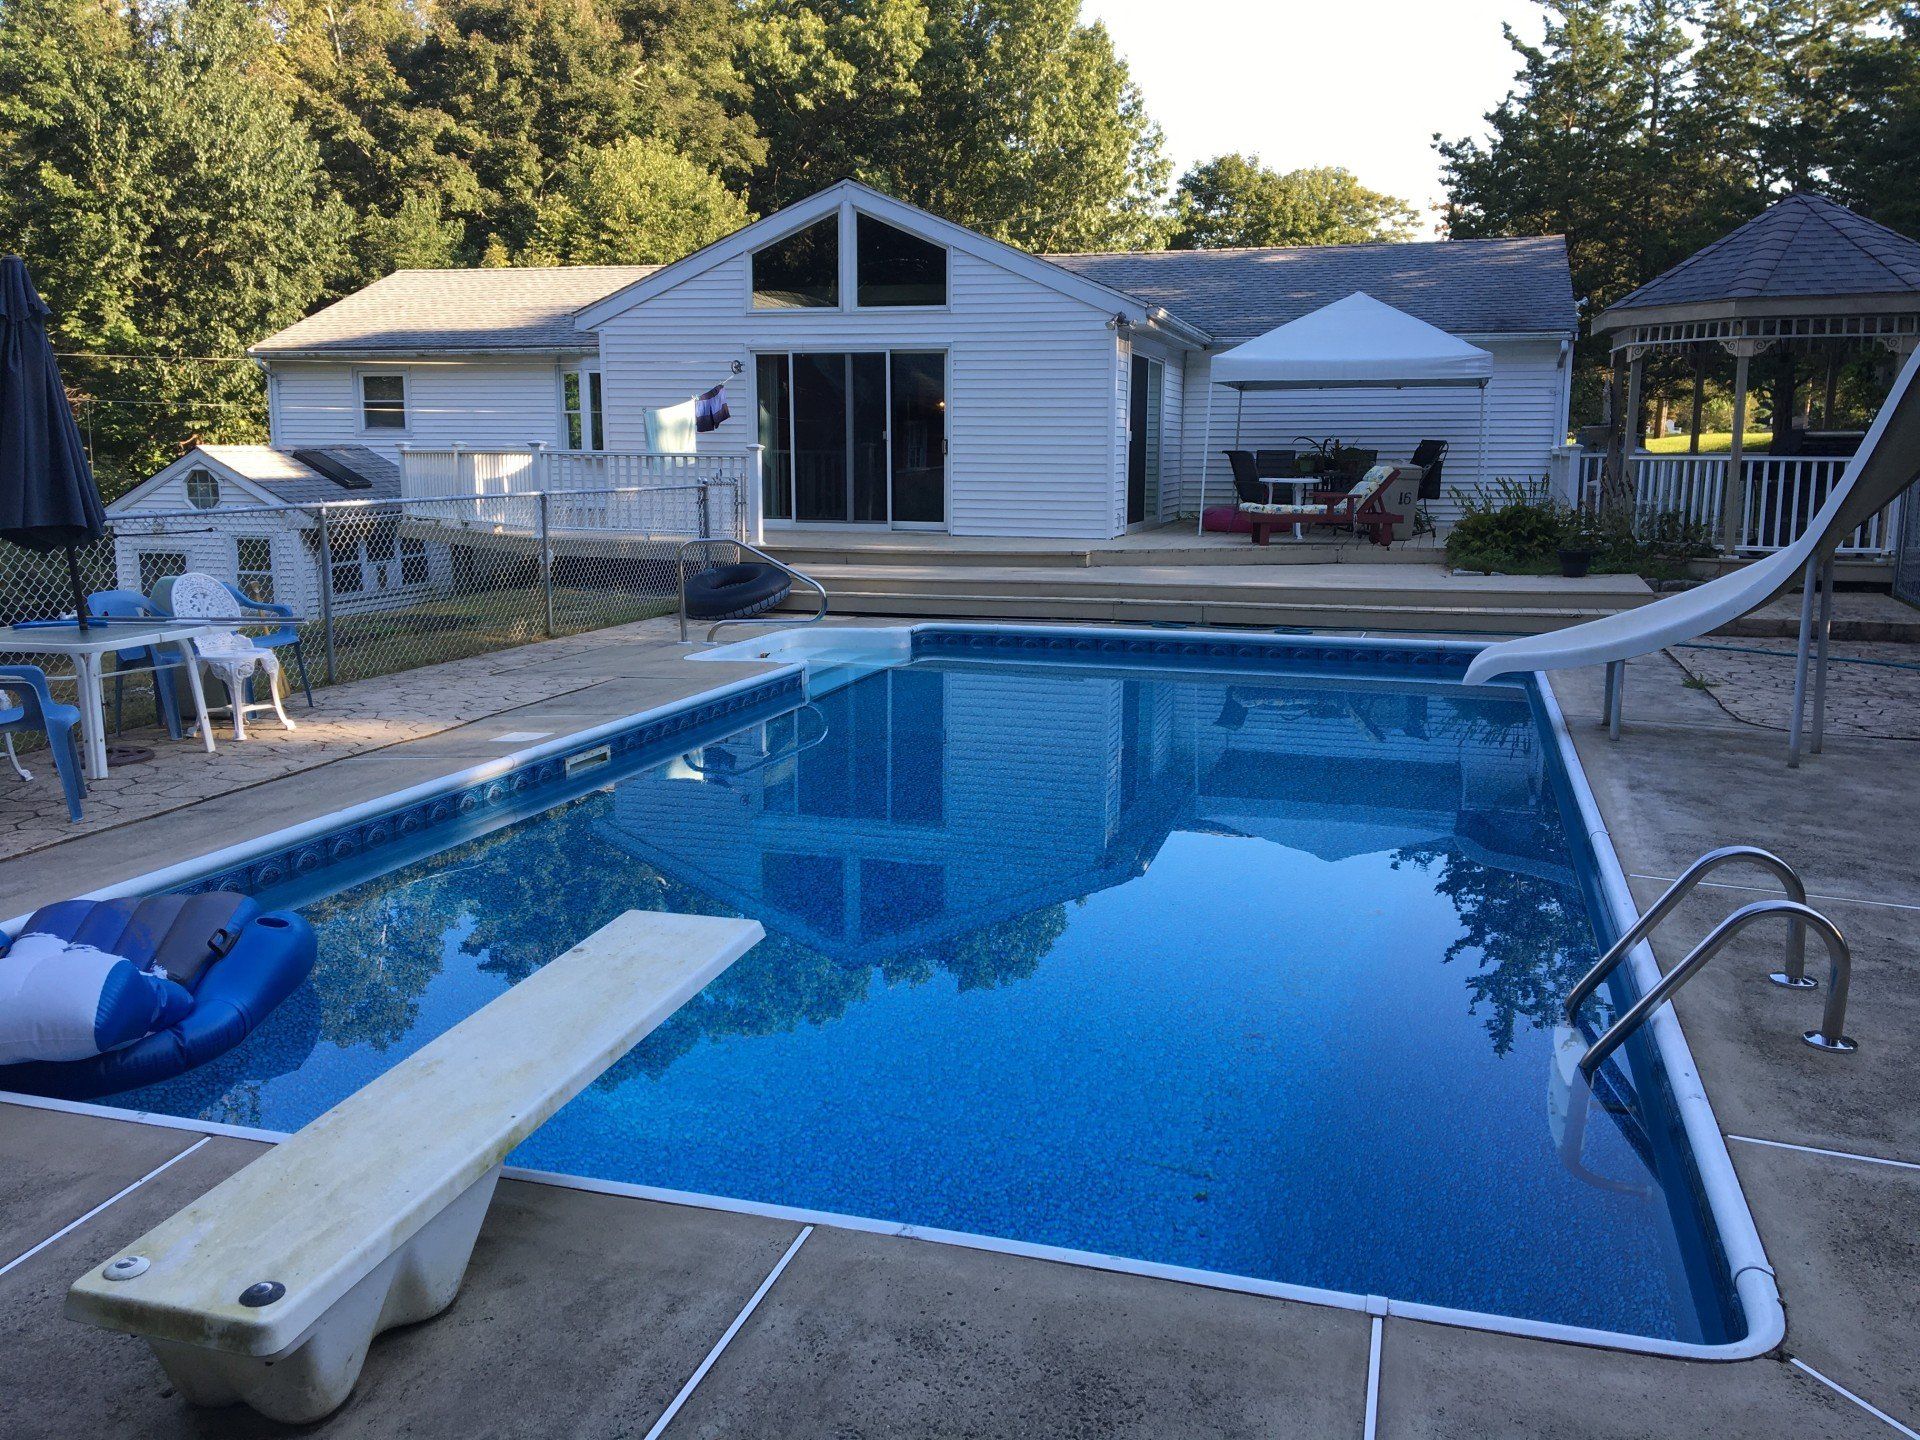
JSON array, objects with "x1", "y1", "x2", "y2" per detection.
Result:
[{"x1": 1591, "y1": 192, "x2": 1920, "y2": 557}]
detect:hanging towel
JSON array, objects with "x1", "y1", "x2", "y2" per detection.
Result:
[
  {"x1": 695, "y1": 383, "x2": 730, "y2": 433},
  {"x1": 644, "y1": 399, "x2": 698, "y2": 454}
]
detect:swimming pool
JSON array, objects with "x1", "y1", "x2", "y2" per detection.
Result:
[{"x1": 29, "y1": 626, "x2": 1778, "y2": 1355}]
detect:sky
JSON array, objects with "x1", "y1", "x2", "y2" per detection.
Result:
[{"x1": 1081, "y1": 1, "x2": 1547, "y2": 233}]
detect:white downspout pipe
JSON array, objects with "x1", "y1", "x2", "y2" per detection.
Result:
[{"x1": 1197, "y1": 370, "x2": 1215, "y2": 535}]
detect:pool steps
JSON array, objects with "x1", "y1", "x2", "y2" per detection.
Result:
[{"x1": 64, "y1": 911, "x2": 764, "y2": 1424}]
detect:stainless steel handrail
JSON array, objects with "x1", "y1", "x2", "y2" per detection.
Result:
[
  {"x1": 1564, "y1": 846, "x2": 1811, "y2": 1022},
  {"x1": 1579, "y1": 899, "x2": 1857, "y2": 1078},
  {"x1": 676, "y1": 704, "x2": 828, "y2": 778},
  {"x1": 677, "y1": 539, "x2": 829, "y2": 643}
]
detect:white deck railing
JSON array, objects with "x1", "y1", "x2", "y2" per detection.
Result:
[
  {"x1": 1561, "y1": 448, "x2": 1899, "y2": 556},
  {"x1": 399, "y1": 446, "x2": 764, "y2": 542}
]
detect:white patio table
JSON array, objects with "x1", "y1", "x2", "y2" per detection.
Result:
[
  {"x1": 0, "y1": 620, "x2": 217, "y2": 780},
  {"x1": 1260, "y1": 477, "x2": 1316, "y2": 538}
]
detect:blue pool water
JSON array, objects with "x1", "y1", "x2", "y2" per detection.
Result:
[{"x1": 117, "y1": 643, "x2": 1739, "y2": 1343}]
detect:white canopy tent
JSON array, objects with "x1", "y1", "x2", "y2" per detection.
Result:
[{"x1": 1197, "y1": 291, "x2": 1496, "y2": 533}]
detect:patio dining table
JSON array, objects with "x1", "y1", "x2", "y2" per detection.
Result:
[{"x1": 0, "y1": 619, "x2": 217, "y2": 780}]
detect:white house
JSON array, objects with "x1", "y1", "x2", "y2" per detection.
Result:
[
  {"x1": 105, "y1": 445, "x2": 450, "y2": 617},
  {"x1": 242, "y1": 181, "x2": 1577, "y2": 542}
]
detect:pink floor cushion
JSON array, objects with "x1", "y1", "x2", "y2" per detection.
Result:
[{"x1": 1202, "y1": 506, "x2": 1255, "y2": 534}]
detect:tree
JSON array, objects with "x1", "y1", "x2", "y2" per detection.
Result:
[
  {"x1": 741, "y1": 0, "x2": 1172, "y2": 252},
  {"x1": 1170, "y1": 157, "x2": 1419, "y2": 248},
  {"x1": 1829, "y1": 2, "x2": 1920, "y2": 237},
  {"x1": 527, "y1": 136, "x2": 752, "y2": 265},
  {"x1": 0, "y1": 0, "x2": 346, "y2": 491}
]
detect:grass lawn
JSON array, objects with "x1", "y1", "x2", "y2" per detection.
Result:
[
  {"x1": 306, "y1": 586, "x2": 674, "y2": 686},
  {"x1": 1642, "y1": 431, "x2": 1774, "y2": 454}
]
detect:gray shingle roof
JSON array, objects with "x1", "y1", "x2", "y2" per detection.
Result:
[
  {"x1": 196, "y1": 444, "x2": 402, "y2": 504},
  {"x1": 251, "y1": 266, "x2": 657, "y2": 355},
  {"x1": 1608, "y1": 193, "x2": 1920, "y2": 314},
  {"x1": 1046, "y1": 237, "x2": 1577, "y2": 343}
]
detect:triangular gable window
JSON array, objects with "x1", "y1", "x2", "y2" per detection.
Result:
[
  {"x1": 752, "y1": 218, "x2": 838, "y2": 309},
  {"x1": 857, "y1": 215, "x2": 946, "y2": 307}
]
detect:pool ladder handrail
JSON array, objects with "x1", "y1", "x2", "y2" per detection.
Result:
[
  {"x1": 1577, "y1": 899, "x2": 1857, "y2": 1077},
  {"x1": 677, "y1": 538, "x2": 829, "y2": 644},
  {"x1": 1563, "y1": 846, "x2": 1812, "y2": 1023}
]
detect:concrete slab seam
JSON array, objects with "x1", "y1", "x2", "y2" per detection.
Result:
[
  {"x1": 0, "y1": 1136, "x2": 211, "y2": 1278},
  {"x1": 1627, "y1": 873, "x2": 1920, "y2": 915},
  {"x1": 640, "y1": 1224, "x2": 813, "y2": 1440},
  {"x1": 1363, "y1": 1315, "x2": 1383, "y2": 1440},
  {"x1": 1727, "y1": 1134, "x2": 1920, "y2": 1172},
  {"x1": 1789, "y1": 1357, "x2": 1920, "y2": 1439}
]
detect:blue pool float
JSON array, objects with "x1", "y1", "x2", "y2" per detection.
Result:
[{"x1": 0, "y1": 893, "x2": 316, "y2": 1100}]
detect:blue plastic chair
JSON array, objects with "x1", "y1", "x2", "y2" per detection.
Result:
[
  {"x1": 0, "y1": 665, "x2": 87, "y2": 822},
  {"x1": 151, "y1": 577, "x2": 313, "y2": 709},
  {"x1": 88, "y1": 590, "x2": 185, "y2": 740}
]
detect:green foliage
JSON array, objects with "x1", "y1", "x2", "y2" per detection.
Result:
[
  {"x1": 0, "y1": 0, "x2": 347, "y2": 492},
  {"x1": 1171, "y1": 157, "x2": 1419, "y2": 249},
  {"x1": 740, "y1": 0, "x2": 1174, "y2": 252},
  {"x1": 528, "y1": 137, "x2": 753, "y2": 265},
  {"x1": 1438, "y1": 0, "x2": 1906, "y2": 408},
  {"x1": 1443, "y1": 480, "x2": 1714, "y2": 578}
]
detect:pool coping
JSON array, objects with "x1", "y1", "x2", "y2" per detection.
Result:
[{"x1": 0, "y1": 621, "x2": 1785, "y2": 1364}]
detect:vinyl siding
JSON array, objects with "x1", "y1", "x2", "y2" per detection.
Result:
[
  {"x1": 1176, "y1": 338, "x2": 1569, "y2": 525},
  {"x1": 591, "y1": 247, "x2": 1129, "y2": 539},
  {"x1": 268, "y1": 360, "x2": 566, "y2": 458}
]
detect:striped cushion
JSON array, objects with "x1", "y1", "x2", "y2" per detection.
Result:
[{"x1": 1346, "y1": 464, "x2": 1398, "y2": 505}]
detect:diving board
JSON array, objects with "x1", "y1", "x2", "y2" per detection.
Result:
[
  {"x1": 66, "y1": 910, "x2": 763, "y2": 1424},
  {"x1": 1465, "y1": 346, "x2": 1920, "y2": 764}
]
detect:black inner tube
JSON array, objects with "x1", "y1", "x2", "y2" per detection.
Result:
[{"x1": 684, "y1": 562, "x2": 793, "y2": 620}]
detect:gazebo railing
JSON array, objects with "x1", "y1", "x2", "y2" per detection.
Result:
[{"x1": 1568, "y1": 449, "x2": 1899, "y2": 556}]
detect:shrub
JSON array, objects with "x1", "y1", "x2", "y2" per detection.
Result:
[{"x1": 1444, "y1": 481, "x2": 1715, "y2": 579}]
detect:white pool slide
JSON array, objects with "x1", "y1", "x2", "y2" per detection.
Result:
[{"x1": 1464, "y1": 347, "x2": 1920, "y2": 763}]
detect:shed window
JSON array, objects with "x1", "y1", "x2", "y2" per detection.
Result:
[
  {"x1": 752, "y1": 218, "x2": 838, "y2": 309},
  {"x1": 235, "y1": 536, "x2": 274, "y2": 603},
  {"x1": 137, "y1": 550, "x2": 188, "y2": 595},
  {"x1": 184, "y1": 467, "x2": 219, "y2": 509},
  {"x1": 360, "y1": 373, "x2": 407, "y2": 430},
  {"x1": 857, "y1": 215, "x2": 946, "y2": 307}
]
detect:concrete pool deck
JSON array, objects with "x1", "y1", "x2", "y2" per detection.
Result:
[{"x1": 0, "y1": 623, "x2": 1915, "y2": 1437}]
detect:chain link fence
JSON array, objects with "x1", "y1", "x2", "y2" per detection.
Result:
[{"x1": 0, "y1": 481, "x2": 743, "y2": 732}]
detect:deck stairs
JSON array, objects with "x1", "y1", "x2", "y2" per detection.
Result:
[{"x1": 763, "y1": 542, "x2": 1657, "y2": 636}]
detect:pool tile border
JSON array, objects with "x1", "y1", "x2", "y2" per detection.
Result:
[
  {"x1": 910, "y1": 624, "x2": 1479, "y2": 676},
  {"x1": 167, "y1": 671, "x2": 806, "y2": 900}
]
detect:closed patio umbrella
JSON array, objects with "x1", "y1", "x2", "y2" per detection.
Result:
[{"x1": 0, "y1": 255, "x2": 105, "y2": 630}]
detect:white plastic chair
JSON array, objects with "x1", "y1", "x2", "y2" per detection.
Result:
[{"x1": 170, "y1": 572, "x2": 297, "y2": 740}]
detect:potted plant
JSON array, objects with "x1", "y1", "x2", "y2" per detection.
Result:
[{"x1": 1557, "y1": 515, "x2": 1599, "y2": 578}]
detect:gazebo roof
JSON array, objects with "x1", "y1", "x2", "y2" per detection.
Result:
[{"x1": 1596, "y1": 193, "x2": 1920, "y2": 335}]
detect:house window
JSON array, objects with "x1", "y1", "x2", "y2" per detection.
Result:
[
  {"x1": 184, "y1": 467, "x2": 220, "y2": 509},
  {"x1": 752, "y1": 218, "x2": 838, "y2": 309},
  {"x1": 563, "y1": 369, "x2": 604, "y2": 450},
  {"x1": 137, "y1": 550, "x2": 188, "y2": 595},
  {"x1": 360, "y1": 373, "x2": 407, "y2": 430},
  {"x1": 235, "y1": 536, "x2": 274, "y2": 603},
  {"x1": 856, "y1": 215, "x2": 946, "y2": 307}
]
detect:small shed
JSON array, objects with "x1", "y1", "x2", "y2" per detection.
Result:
[{"x1": 105, "y1": 445, "x2": 451, "y2": 617}]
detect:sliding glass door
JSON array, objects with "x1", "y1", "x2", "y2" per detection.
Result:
[{"x1": 758, "y1": 351, "x2": 945, "y2": 527}]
